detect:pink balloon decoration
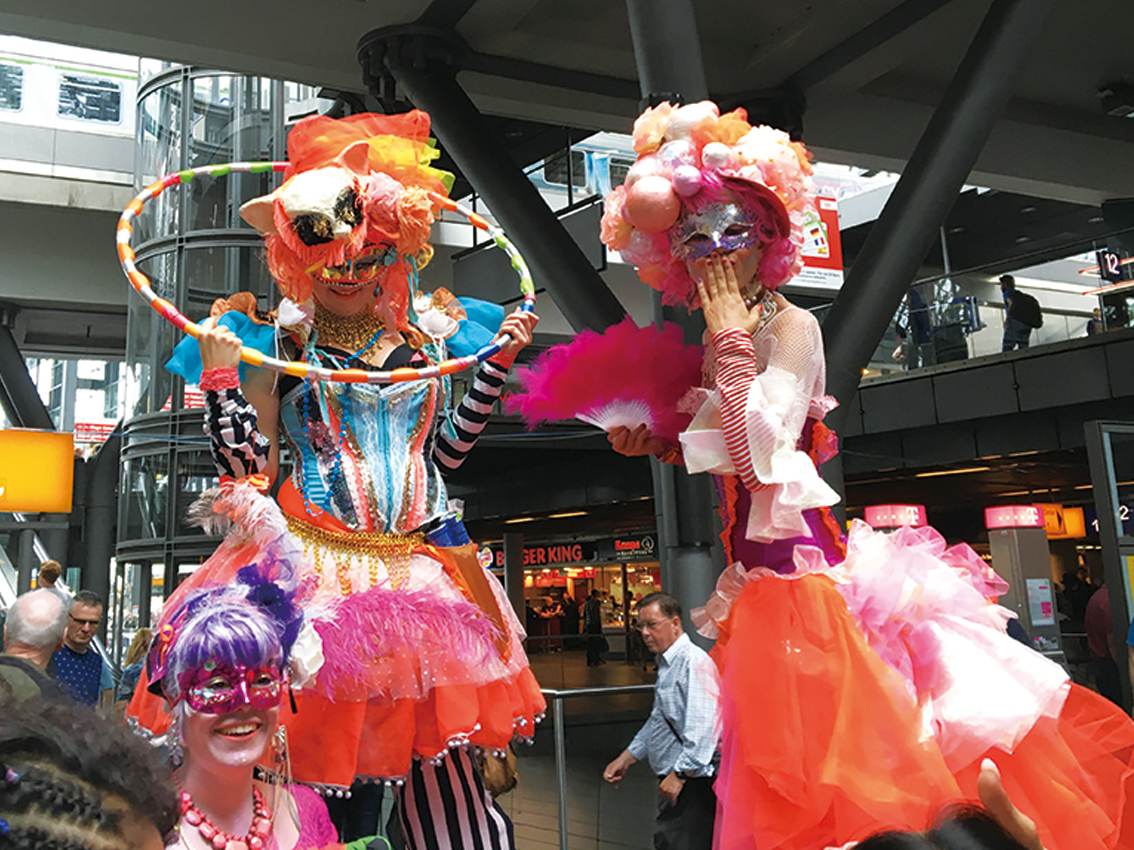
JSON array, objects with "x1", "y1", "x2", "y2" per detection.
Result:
[
  {"x1": 623, "y1": 175, "x2": 681, "y2": 233},
  {"x1": 672, "y1": 165, "x2": 703, "y2": 197}
]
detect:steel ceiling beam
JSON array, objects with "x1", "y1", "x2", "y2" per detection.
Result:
[
  {"x1": 822, "y1": 0, "x2": 1060, "y2": 423},
  {"x1": 358, "y1": 26, "x2": 625, "y2": 333}
]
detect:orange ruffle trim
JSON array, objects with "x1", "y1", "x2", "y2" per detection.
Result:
[
  {"x1": 711, "y1": 573, "x2": 961, "y2": 850},
  {"x1": 710, "y1": 573, "x2": 1134, "y2": 850}
]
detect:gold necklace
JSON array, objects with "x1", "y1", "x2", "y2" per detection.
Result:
[{"x1": 313, "y1": 304, "x2": 385, "y2": 352}]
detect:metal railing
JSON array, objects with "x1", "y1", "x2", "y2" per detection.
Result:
[{"x1": 540, "y1": 683, "x2": 656, "y2": 850}]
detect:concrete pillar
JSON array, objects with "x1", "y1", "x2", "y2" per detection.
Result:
[
  {"x1": 627, "y1": 0, "x2": 722, "y2": 645},
  {"x1": 16, "y1": 529, "x2": 36, "y2": 595},
  {"x1": 82, "y1": 434, "x2": 120, "y2": 643}
]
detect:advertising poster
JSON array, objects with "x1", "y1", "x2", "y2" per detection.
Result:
[
  {"x1": 1026, "y1": 578, "x2": 1056, "y2": 627},
  {"x1": 794, "y1": 196, "x2": 844, "y2": 289}
]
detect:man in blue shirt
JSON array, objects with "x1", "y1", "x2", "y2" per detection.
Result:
[
  {"x1": 603, "y1": 592, "x2": 719, "y2": 850},
  {"x1": 52, "y1": 589, "x2": 111, "y2": 708}
]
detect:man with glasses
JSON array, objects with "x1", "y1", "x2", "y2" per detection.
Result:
[
  {"x1": 602, "y1": 592, "x2": 719, "y2": 850},
  {"x1": 52, "y1": 590, "x2": 112, "y2": 708}
]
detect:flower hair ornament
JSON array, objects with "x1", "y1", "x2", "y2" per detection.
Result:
[{"x1": 600, "y1": 100, "x2": 817, "y2": 306}]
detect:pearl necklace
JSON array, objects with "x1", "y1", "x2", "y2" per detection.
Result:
[
  {"x1": 313, "y1": 304, "x2": 385, "y2": 353},
  {"x1": 743, "y1": 287, "x2": 778, "y2": 326},
  {"x1": 179, "y1": 787, "x2": 272, "y2": 850}
]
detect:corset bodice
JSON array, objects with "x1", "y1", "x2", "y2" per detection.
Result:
[{"x1": 279, "y1": 375, "x2": 449, "y2": 533}]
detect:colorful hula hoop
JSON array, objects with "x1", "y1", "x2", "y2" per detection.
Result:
[{"x1": 116, "y1": 161, "x2": 536, "y2": 384}]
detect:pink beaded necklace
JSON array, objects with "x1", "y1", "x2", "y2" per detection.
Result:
[{"x1": 179, "y1": 786, "x2": 273, "y2": 850}]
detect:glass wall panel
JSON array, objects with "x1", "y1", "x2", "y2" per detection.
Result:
[
  {"x1": 136, "y1": 83, "x2": 183, "y2": 244},
  {"x1": 122, "y1": 66, "x2": 301, "y2": 600},
  {"x1": 129, "y1": 251, "x2": 178, "y2": 414},
  {"x1": 183, "y1": 244, "x2": 277, "y2": 319},
  {"x1": 120, "y1": 452, "x2": 170, "y2": 543},
  {"x1": 138, "y1": 59, "x2": 177, "y2": 85},
  {"x1": 174, "y1": 451, "x2": 220, "y2": 538},
  {"x1": 185, "y1": 75, "x2": 278, "y2": 232}
]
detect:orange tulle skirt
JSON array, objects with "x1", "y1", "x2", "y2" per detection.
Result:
[
  {"x1": 711, "y1": 571, "x2": 1134, "y2": 850},
  {"x1": 127, "y1": 487, "x2": 545, "y2": 788},
  {"x1": 711, "y1": 573, "x2": 962, "y2": 849}
]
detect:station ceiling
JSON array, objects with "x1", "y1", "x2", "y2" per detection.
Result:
[
  {"x1": 1, "y1": 0, "x2": 1132, "y2": 211},
  {"x1": 3, "y1": 0, "x2": 1132, "y2": 541}
]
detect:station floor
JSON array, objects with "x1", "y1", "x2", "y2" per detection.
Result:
[{"x1": 501, "y1": 647, "x2": 661, "y2": 850}]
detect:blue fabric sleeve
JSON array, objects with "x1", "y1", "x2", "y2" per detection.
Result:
[
  {"x1": 165, "y1": 311, "x2": 277, "y2": 384},
  {"x1": 445, "y1": 298, "x2": 506, "y2": 359},
  {"x1": 1127, "y1": 616, "x2": 1134, "y2": 649}
]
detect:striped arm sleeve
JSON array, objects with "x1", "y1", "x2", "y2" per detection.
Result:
[
  {"x1": 203, "y1": 386, "x2": 271, "y2": 479},
  {"x1": 712, "y1": 328, "x2": 774, "y2": 493},
  {"x1": 434, "y1": 359, "x2": 509, "y2": 472}
]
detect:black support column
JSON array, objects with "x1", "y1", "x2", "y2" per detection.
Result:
[
  {"x1": 626, "y1": 0, "x2": 722, "y2": 644},
  {"x1": 0, "y1": 314, "x2": 54, "y2": 431},
  {"x1": 357, "y1": 28, "x2": 624, "y2": 333},
  {"x1": 822, "y1": 0, "x2": 1059, "y2": 426}
]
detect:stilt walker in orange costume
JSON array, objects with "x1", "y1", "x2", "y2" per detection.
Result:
[{"x1": 129, "y1": 111, "x2": 544, "y2": 850}]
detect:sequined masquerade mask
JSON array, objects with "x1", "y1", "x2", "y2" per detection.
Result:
[
  {"x1": 314, "y1": 243, "x2": 398, "y2": 285},
  {"x1": 673, "y1": 203, "x2": 759, "y2": 261},
  {"x1": 178, "y1": 663, "x2": 285, "y2": 714}
]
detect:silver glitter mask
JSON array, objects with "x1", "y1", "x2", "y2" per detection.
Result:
[{"x1": 672, "y1": 203, "x2": 759, "y2": 261}]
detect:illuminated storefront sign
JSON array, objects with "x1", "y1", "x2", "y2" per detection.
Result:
[{"x1": 488, "y1": 533, "x2": 658, "y2": 568}]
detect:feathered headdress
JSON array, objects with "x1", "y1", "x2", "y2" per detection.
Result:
[{"x1": 239, "y1": 111, "x2": 456, "y2": 339}]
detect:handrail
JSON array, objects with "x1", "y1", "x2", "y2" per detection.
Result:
[{"x1": 539, "y1": 683, "x2": 656, "y2": 850}]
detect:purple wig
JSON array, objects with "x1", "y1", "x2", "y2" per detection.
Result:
[{"x1": 159, "y1": 595, "x2": 284, "y2": 704}]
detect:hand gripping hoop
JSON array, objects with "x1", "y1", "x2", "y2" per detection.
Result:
[{"x1": 116, "y1": 161, "x2": 536, "y2": 384}]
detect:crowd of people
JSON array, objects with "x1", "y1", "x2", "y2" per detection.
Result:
[{"x1": 3, "y1": 101, "x2": 1133, "y2": 850}]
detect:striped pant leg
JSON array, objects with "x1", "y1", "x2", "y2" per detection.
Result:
[{"x1": 396, "y1": 748, "x2": 514, "y2": 850}]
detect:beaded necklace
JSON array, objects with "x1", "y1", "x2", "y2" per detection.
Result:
[
  {"x1": 178, "y1": 786, "x2": 271, "y2": 850},
  {"x1": 296, "y1": 335, "x2": 373, "y2": 523},
  {"x1": 312, "y1": 304, "x2": 385, "y2": 353},
  {"x1": 742, "y1": 286, "x2": 777, "y2": 325}
]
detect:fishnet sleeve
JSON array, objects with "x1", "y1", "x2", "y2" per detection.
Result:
[{"x1": 712, "y1": 307, "x2": 825, "y2": 492}]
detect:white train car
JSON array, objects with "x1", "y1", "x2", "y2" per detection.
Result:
[{"x1": 0, "y1": 35, "x2": 137, "y2": 138}]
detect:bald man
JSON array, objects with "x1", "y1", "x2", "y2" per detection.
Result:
[{"x1": 0, "y1": 589, "x2": 69, "y2": 703}]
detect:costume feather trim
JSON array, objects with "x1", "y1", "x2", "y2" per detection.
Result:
[
  {"x1": 311, "y1": 587, "x2": 501, "y2": 700},
  {"x1": 506, "y1": 317, "x2": 703, "y2": 444}
]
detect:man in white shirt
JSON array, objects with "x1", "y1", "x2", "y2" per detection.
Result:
[{"x1": 603, "y1": 592, "x2": 719, "y2": 850}]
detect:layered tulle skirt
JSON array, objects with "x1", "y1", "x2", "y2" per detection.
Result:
[
  {"x1": 128, "y1": 481, "x2": 545, "y2": 788},
  {"x1": 701, "y1": 521, "x2": 1134, "y2": 850}
]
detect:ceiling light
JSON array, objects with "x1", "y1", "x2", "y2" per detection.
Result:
[
  {"x1": 504, "y1": 516, "x2": 538, "y2": 524},
  {"x1": 914, "y1": 466, "x2": 991, "y2": 478},
  {"x1": 548, "y1": 511, "x2": 588, "y2": 519}
]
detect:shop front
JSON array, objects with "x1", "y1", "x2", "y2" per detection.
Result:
[{"x1": 484, "y1": 533, "x2": 660, "y2": 659}]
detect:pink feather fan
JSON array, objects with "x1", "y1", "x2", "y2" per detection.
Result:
[{"x1": 506, "y1": 317, "x2": 704, "y2": 443}]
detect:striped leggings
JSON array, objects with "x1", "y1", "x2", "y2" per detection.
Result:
[{"x1": 396, "y1": 748, "x2": 514, "y2": 850}]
